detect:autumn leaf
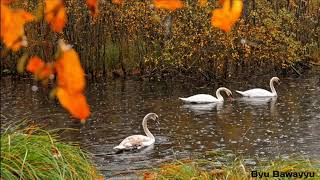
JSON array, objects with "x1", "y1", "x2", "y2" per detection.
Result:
[
  {"x1": 0, "y1": 4, "x2": 34, "y2": 51},
  {"x1": 143, "y1": 172, "x2": 157, "y2": 179},
  {"x1": 26, "y1": 56, "x2": 53, "y2": 80},
  {"x1": 1, "y1": 0, "x2": 15, "y2": 4},
  {"x1": 54, "y1": 40, "x2": 90, "y2": 121},
  {"x1": 199, "y1": 0, "x2": 208, "y2": 7},
  {"x1": 111, "y1": 0, "x2": 123, "y2": 5},
  {"x1": 56, "y1": 88, "x2": 90, "y2": 121},
  {"x1": 211, "y1": 0, "x2": 243, "y2": 32},
  {"x1": 37, "y1": 65, "x2": 53, "y2": 80},
  {"x1": 51, "y1": 146, "x2": 61, "y2": 158},
  {"x1": 153, "y1": 0, "x2": 184, "y2": 11},
  {"x1": 45, "y1": 0, "x2": 67, "y2": 32},
  {"x1": 26, "y1": 56, "x2": 45, "y2": 73},
  {"x1": 25, "y1": 124, "x2": 38, "y2": 136},
  {"x1": 87, "y1": 0, "x2": 99, "y2": 17},
  {"x1": 55, "y1": 41, "x2": 85, "y2": 94}
]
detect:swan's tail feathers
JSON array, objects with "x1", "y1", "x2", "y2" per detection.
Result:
[
  {"x1": 179, "y1": 97, "x2": 188, "y2": 102},
  {"x1": 113, "y1": 145, "x2": 125, "y2": 150},
  {"x1": 236, "y1": 90, "x2": 246, "y2": 96}
]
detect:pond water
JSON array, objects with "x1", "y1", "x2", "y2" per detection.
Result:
[{"x1": 1, "y1": 76, "x2": 320, "y2": 178}]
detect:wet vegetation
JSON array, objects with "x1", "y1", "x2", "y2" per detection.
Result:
[
  {"x1": 1, "y1": 0, "x2": 319, "y2": 80},
  {"x1": 143, "y1": 151, "x2": 320, "y2": 179},
  {"x1": 0, "y1": 122, "x2": 101, "y2": 180}
]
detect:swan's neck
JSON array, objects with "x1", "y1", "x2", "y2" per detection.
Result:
[
  {"x1": 142, "y1": 117, "x2": 154, "y2": 140},
  {"x1": 216, "y1": 88, "x2": 224, "y2": 101},
  {"x1": 270, "y1": 78, "x2": 277, "y2": 96}
]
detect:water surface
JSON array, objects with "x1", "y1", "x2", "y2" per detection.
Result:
[{"x1": 1, "y1": 76, "x2": 319, "y2": 178}]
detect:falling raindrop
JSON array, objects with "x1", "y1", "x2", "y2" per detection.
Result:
[
  {"x1": 49, "y1": 74, "x2": 55, "y2": 80},
  {"x1": 240, "y1": 38, "x2": 247, "y2": 44},
  {"x1": 31, "y1": 85, "x2": 38, "y2": 92}
]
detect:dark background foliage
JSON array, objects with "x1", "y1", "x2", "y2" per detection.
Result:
[{"x1": 1, "y1": 0, "x2": 319, "y2": 80}]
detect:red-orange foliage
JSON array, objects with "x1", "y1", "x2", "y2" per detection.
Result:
[
  {"x1": 26, "y1": 56, "x2": 53, "y2": 80},
  {"x1": 55, "y1": 40, "x2": 90, "y2": 121},
  {"x1": 1, "y1": 3, "x2": 34, "y2": 51},
  {"x1": 211, "y1": 0, "x2": 243, "y2": 32},
  {"x1": 199, "y1": 0, "x2": 208, "y2": 7},
  {"x1": 153, "y1": 0, "x2": 184, "y2": 11},
  {"x1": 26, "y1": 56, "x2": 45, "y2": 73},
  {"x1": 87, "y1": 0, "x2": 99, "y2": 17},
  {"x1": 1, "y1": 0, "x2": 15, "y2": 4},
  {"x1": 45, "y1": 0, "x2": 67, "y2": 32},
  {"x1": 111, "y1": 0, "x2": 123, "y2": 5}
]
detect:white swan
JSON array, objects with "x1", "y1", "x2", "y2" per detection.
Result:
[
  {"x1": 114, "y1": 113, "x2": 158, "y2": 151},
  {"x1": 179, "y1": 87, "x2": 232, "y2": 103},
  {"x1": 236, "y1": 77, "x2": 280, "y2": 97}
]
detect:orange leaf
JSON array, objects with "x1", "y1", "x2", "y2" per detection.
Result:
[
  {"x1": 87, "y1": 0, "x2": 99, "y2": 17},
  {"x1": 199, "y1": 0, "x2": 208, "y2": 7},
  {"x1": 153, "y1": 0, "x2": 184, "y2": 11},
  {"x1": 143, "y1": 172, "x2": 157, "y2": 179},
  {"x1": 37, "y1": 64, "x2": 53, "y2": 80},
  {"x1": 54, "y1": 40, "x2": 90, "y2": 121},
  {"x1": 0, "y1": 4, "x2": 35, "y2": 51},
  {"x1": 45, "y1": 0, "x2": 67, "y2": 32},
  {"x1": 111, "y1": 0, "x2": 123, "y2": 5},
  {"x1": 56, "y1": 88, "x2": 90, "y2": 121},
  {"x1": 55, "y1": 41, "x2": 85, "y2": 94},
  {"x1": 211, "y1": 0, "x2": 243, "y2": 32},
  {"x1": 1, "y1": 0, "x2": 15, "y2": 4},
  {"x1": 26, "y1": 56, "x2": 45, "y2": 73},
  {"x1": 26, "y1": 56, "x2": 53, "y2": 80}
]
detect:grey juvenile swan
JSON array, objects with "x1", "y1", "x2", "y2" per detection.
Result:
[{"x1": 114, "y1": 113, "x2": 158, "y2": 151}]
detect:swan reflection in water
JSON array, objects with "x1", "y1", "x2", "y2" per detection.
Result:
[
  {"x1": 238, "y1": 96, "x2": 277, "y2": 106},
  {"x1": 238, "y1": 97, "x2": 277, "y2": 115},
  {"x1": 181, "y1": 103, "x2": 223, "y2": 115}
]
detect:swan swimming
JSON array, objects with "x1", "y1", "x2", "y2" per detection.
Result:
[
  {"x1": 179, "y1": 87, "x2": 233, "y2": 103},
  {"x1": 114, "y1": 113, "x2": 158, "y2": 151},
  {"x1": 236, "y1": 77, "x2": 280, "y2": 97}
]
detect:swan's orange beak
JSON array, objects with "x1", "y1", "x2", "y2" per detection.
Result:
[{"x1": 228, "y1": 94, "x2": 234, "y2": 101}]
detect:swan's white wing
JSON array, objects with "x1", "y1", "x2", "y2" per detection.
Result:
[
  {"x1": 114, "y1": 135, "x2": 153, "y2": 150},
  {"x1": 236, "y1": 88, "x2": 274, "y2": 97},
  {"x1": 179, "y1": 94, "x2": 218, "y2": 103}
]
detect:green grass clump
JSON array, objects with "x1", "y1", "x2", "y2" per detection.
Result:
[
  {"x1": 0, "y1": 123, "x2": 101, "y2": 180},
  {"x1": 143, "y1": 151, "x2": 320, "y2": 180}
]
